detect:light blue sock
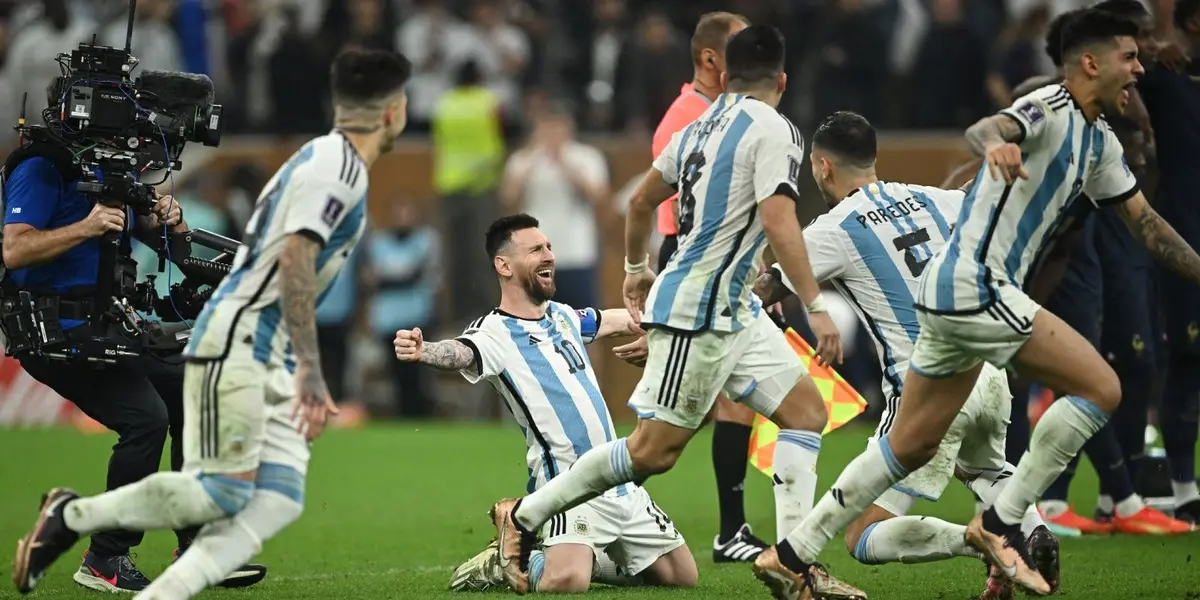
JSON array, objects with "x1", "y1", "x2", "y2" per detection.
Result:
[{"x1": 529, "y1": 550, "x2": 545, "y2": 592}]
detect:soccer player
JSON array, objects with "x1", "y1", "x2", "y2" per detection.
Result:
[
  {"x1": 394, "y1": 214, "x2": 697, "y2": 594},
  {"x1": 487, "y1": 25, "x2": 862, "y2": 598},
  {"x1": 11, "y1": 48, "x2": 412, "y2": 597},
  {"x1": 1011, "y1": 1, "x2": 1192, "y2": 536},
  {"x1": 755, "y1": 9, "x2": 1200, "y2": 597},
  {"x1": 1140, "y1": 0, "x2": 1200, "y2": 524},
  {"x1": 653, "y1": 10, "x2": 771, "y2": 563},
  {"x1": 751, "y1": 111, "x2": 1057, "y2": 598}
]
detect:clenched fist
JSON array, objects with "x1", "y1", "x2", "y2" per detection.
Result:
[
  {"x1": 82, "y1": 204, "x2": 126, "y2": 237},
  {"x1": 394, "y1": 328, "x2": 424, "y2": 362}
]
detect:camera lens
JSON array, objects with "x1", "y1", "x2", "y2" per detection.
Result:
[{"x1": 194, "y1": 104, "x2": 223, "y2": 147}]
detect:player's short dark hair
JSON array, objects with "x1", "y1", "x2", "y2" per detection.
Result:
[
  {"x1": 485, "y1": 213, "x2": 540, "y2": 258},
  {"x1": 330, "y1": 48, "x2": 413, "y2": 106},
  {"x1": 1060, "y1": 8, "x2": 1140, "y2": 60},
  {"x1": 1092, "y1": 0, "x2": 1150, "y2": 20},
  {"x1": 1176, "y1": 0, "x2": 1200, "y2": 29},
  {"x1": 724, "y1": 25, "x2": 786, "y2": 87},
  {"x1": 691, "y1": 11, "x2": 750, "y2": 66},
  {"x1": 1045, "y1": 10, "x2": 1080, "y2": 67},
  {"x1": 812, "y1": 111, "x2": 876, "y2": 169}
]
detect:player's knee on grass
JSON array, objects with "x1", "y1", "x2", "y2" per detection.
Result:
[
  {"x1": 645, "y1": 547, "x2": 698, "y2": 588},
  {"x1": 536, "y1": 553, "x2": 593, "y2": 593}
]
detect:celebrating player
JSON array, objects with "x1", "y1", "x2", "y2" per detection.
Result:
[
  {"x1": 653, "y1": 10, "x2": 771, "y2": 563},
  {"x1": 486, "y1": 25, "x2": 860, "y2": 598},
  {"x1": 757, "y1": 9, "x2": 1200, "y2": 597},
  {"x1": 752, "y1": 111, "x2": 1057, "y2": 599},
  {"x1": 11, "y1": 48, "x2": 412, "y2": 597},
  {"x1": 395, "y1": 214, "x2": 697, "y2": 594}
]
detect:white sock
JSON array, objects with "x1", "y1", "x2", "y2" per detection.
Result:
[
  {"x1": 1172, "y1": 480, "x2": 1200, "y2": 507},
  {"x1": 514, "y1": 439, "x2": 636, "y2": 532},
  {"x1": 851, "y1": 517, "x2": 982, "y2": 565},
  {"x1": 1038, "y1": 500, "x2": 1068, "y2": 518},
  {"x1": 592, "y1": 552, "x2": 640, "y2": 586},
  {"x1": 773, "y1": 430, "x2": 822, "y2": 543},
  {"x1": 1021, "y1": 505, "x2": 1045, "y2": 538},
  {"x1": 784, "y1": 435, "x2": 909, "y2": 563},
  {"x1": 64, "y1": 472, "x2": 238, "y2": 534},
  {"x1": 134, "y1": 489, "x2": 303, "y2": 600},
  {"x1": 1096, "y1": 494, "x2": 1114, "y2": 515},
  {"x1": 993, "y1": 397, "x2": 1108, "y2": 525},
  {"x1": 1115, "y1": 494, "x2": 1144, "y2": 518}
]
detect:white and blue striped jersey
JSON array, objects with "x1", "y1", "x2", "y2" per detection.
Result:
[
  {"x1": 773, "y1": 182, "x2": 963, "y2": 406},
  {"x1": 918, "y1": 84, "x2": 1139, "y2": 314},
  {"x1": 647, "y1": 93, "x2": 805, "y2": 333},
  {"x1": 457, "y1": 302, "x2": 628, "y2": 497},
  {"x1": 184, "y1": 131, "x2": 369, "y2": 369}
]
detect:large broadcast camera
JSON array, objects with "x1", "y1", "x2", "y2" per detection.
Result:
[{"x1": 0, "y1": 0, "x2": 239, "y2": 366}]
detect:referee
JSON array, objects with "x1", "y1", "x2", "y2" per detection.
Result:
[{"x1": 1, "y1": 141, "x2": 266, "y2": 592}]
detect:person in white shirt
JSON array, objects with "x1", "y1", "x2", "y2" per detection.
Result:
[{"x1": 500, "y1": 104, "x2": 610, "y2": 311}]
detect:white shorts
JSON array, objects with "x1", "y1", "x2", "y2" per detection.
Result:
[
  {"x1": 910, "y1": 282, "x2": 1040, "y2": 377},
  {"x1": 181, "y1": 342, "x2": 308, "y2": 475},
  {"x1": 541, "y1": 485, "x2": 686, "y2": 576},
  {"x1": 873, "y1": 363, "x2": 1011, "y2": 516},
  {"x1": 627, "y1": 312, "x2": 807, "y2": 430}
]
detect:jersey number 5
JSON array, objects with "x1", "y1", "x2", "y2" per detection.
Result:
[
  {"x1": 553, "y1": 339, "x2": 587, "y2": 374},
  {"x1": 893, "y1": 228, "x2": 932, "y2": 277},
  {"x1": 677, "y1": 152, "x2": 706, "y2": 237}
]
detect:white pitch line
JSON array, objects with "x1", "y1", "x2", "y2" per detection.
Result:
[{"x1": 270, "y1": 565, "x2": 457, "y2": 582}]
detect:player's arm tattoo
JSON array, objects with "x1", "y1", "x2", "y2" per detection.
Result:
[
  {"x1": 964, "y1": 115, "x2": 1024, "y2": 157},
  {"x1": 421, "y1": 340, "x2": 479, "y2": 371},
  {"x1": 753, "y1": 269, "x2": 794, "y2": 306},
  {"x1": 1118, "y1": 195, "x2": 1200, "y2": 285},
  {"x1": 279, "y1": 234, "x2": 326, "y2": 398}
]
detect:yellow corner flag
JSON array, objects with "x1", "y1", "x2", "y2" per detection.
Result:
[{"x1": 748, "y1": 327, "x2": 868, "y2": 477}]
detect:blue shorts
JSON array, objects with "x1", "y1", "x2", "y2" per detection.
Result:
[
  {"x1": 1045, "y1": 218, "x2": 1103, "y2": 346},
  {"x1": 1094, "y1": 211, "x2": 1159, "y2": 366}
]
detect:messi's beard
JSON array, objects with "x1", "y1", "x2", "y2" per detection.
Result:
[{"x1": 521, "y1": 272, "x2": 556, "y2": 305}]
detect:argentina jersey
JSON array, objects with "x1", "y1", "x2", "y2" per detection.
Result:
[
  {"x1": 774, "y1": 182, "x2": 962, "y2": 409},
  {"x1": 647, "y1": 93, "x2": 805, "y2": 333},
  {"x1": 456, "y1": 303, "x2": 628, "y2": 497},
  {"x1": 918, "y1": 84, "x2": 1139, "y2": 314},
  {"x1": 184, "y1": 131, "x2": 370, "y2": 369}
]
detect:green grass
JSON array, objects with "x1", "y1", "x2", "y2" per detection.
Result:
[{"x1": 1, "y1": 423, "x2": 1198, "y2": 599}]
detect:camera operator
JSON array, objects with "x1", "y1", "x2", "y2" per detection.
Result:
[{"x1": 2, "y1": 146, "x2": 266, "y2": 593}]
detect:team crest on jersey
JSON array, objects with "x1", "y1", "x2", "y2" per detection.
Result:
[
  {"x1": 321, "y1": 195, "x2": 346, "y2": 226},
  {"x1": 1016, "y1": 101, "x2": 1044, "y2": 124},
  {"x1": 574, "y1": 516, "x2": 590, "y2": 536},
  {"x1": 554, "y1": 312, "x2": 572, "y2": 335}
]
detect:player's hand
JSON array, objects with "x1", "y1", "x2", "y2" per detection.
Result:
[
  {"x1": 622, "y1": 269, "x2": 656, "y2": 325},
  {"x1": 984, "y1": 142, "x2": 1028, "y2": 185},
  {"x1": 151, "y1": 194, "x2": 182, "y2": 227},
  {"x1": 290, "y1": 363, "x2": 339, "y2": 442},
  {"x1": 807, "y1": 311, "x2": 843, "y2": 367},
  {"x1": 81, "y1": 204, "x2": 126, "y2": 237},
  {"x1": 394, "y1": 328, "x2": 424, "y2": 362},
  {"x1": 613, "y1": 335, "x2": 649, "y2": 367}
]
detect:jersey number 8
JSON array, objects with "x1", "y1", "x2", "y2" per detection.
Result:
[{"x1": 677, "y1": 152, "x2": 706, "y2": 237}]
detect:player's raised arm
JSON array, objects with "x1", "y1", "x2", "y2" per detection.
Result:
[
  {"x1": 394, "y1": 328, "x2": 479, "y2": 371},
  {"x1": 966, "y1": 90, "x2": 1055, "y2": 184},
  {"x1": 593, "y1": 308, "x2": 644, "y2": 339}
]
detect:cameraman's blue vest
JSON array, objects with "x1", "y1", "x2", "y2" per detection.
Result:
[{"x1": 2, "y1": 145, "x2": 109, "y2": 328}]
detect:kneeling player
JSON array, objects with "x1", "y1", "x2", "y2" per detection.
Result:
[
  {"x1": 395, "y1": 214, "x2": 697, "y2": 594},
  {"x1": 752, "y1": 111, "x2": 1057, "y2": 599}
]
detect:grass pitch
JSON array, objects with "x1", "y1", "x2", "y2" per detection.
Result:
[{"x1": 1, "y1": 423, "x2": 1197, "y2": 599}]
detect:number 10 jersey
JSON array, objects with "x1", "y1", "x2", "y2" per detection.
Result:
[{"x1": 649, "y1": 93, "x2": 806, "y2": 333}]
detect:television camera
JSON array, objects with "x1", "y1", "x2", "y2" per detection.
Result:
[{"x1": 0, "y1": 0, "x2": 236, "y2": 365}]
